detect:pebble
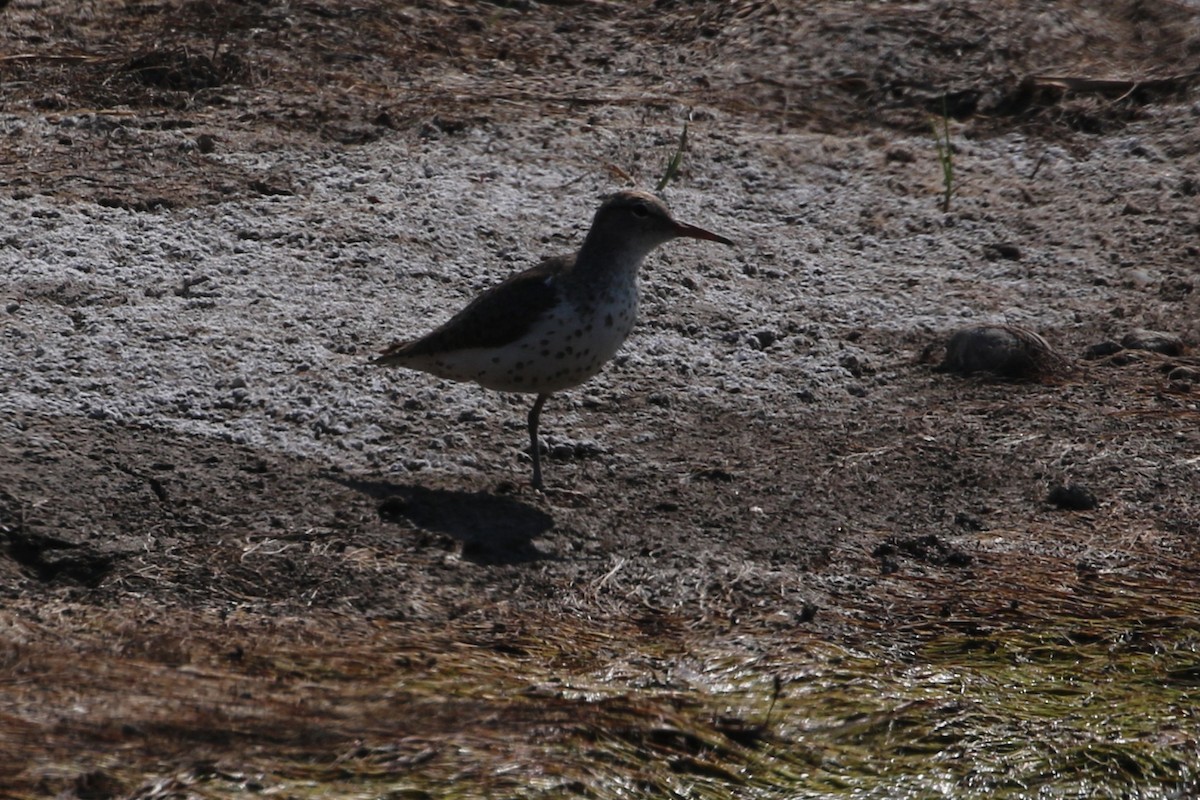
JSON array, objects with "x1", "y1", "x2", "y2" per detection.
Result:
[
  {"x1": 1167, "y1": 365, "x2": 1199, "y2": 383},
  {"x1": 936, "y1": 325, "x2": 1067, "y2": 379},
  {"x1": 982, "y1": 242, "x2": 1022, "y2": 261},
  {"x1": 1047, "y1": 483, "x2": 1098, "y2": 511},
  {"x1": 1121, "y1": 329, "x2": 1185, "y2": 356},
  {"x1": 1083, "y1": 340, "x2": 1122, "y2": 360}
]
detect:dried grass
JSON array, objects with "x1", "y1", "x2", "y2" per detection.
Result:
[{"x1": 4, "y1": 536, "x2": 1199, "y2": 799}]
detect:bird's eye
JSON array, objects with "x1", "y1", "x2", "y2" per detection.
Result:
[{"x1": 631, "y1": 203, "x2": 649, "y2": 218}]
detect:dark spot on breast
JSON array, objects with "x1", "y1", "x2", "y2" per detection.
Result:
[
  {"x1": 605, "y1": 314, "x2": 614, "y2": 328},
  {"x1": 492, "y1": 356, "x2": 501, "y2": 364},
  {"x1": 555, "y1": 352, "x2": 565, "y2": 359},
  {"x1": 541, "y1": 349, "x2": 550, "y2": 357}
]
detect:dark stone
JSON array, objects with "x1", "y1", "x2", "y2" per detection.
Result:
[
  {"x1": 1047, "y1": 483, "x2": 1098, "y2": 511},
  {"x1": 954, "y1": 512, "x2": 986, "y2": 531},
  {"x1": 936, "y1": 325, "x2": 1067, "y2": 378},
  {"x1": 1121, "y1": 329, "x2": 1185, "y2": 356},
  {"x1": 982, "y1": 242, "x2": 1022, "y2": 261},
  {"x1": 1083, "y1": 340, "x2": 1123, "y2": 360}
]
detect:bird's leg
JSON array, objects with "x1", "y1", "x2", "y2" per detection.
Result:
[{"x1": 527, "y1": 393, "x2": 549, "y2": 490}]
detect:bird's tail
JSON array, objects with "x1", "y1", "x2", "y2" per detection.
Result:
[{"x1": 372, "y1": 342, "x2": 412, "y2": 367}]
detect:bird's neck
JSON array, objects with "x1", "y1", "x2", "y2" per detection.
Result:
[
  {"x1": 560, "y1": 241, "x2": 644, "y2": 309},
  {"x1": 569, "y1": 233, "x2": 652, "y2": 290}
]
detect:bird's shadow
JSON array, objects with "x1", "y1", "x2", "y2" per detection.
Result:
[{"x1": 330, "y1": 475, "x2": 555, "y2": 565}]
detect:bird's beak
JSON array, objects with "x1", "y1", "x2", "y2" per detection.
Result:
[{"x1": 674, "y1": 221, "x2": 734, "y2": 246}]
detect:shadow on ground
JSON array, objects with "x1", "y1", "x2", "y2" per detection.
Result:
[{"x1": 332, "y1": 476, "x2": 555, "y2": 564}]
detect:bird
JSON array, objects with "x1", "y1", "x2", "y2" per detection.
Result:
[{"x1": 374, "y1": 189, "x2": 733, "y2": 489}]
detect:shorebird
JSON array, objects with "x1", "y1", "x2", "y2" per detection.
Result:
[{"x1": 375, "y1": 189, "x2": 732, "y2": 489}]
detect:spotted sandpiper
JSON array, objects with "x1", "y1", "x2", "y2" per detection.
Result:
[{"x1": 375, "y1": 189, "x2": 733, "y2": 489}]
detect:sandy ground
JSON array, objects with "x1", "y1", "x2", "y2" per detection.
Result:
[{"x1": 2, "y1": 1, "x2": 1199, "y2": 797}]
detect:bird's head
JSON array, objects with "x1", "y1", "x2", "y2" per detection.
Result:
[{"x1": 587, "y1": 190, "x2": 733, "y2": 256}]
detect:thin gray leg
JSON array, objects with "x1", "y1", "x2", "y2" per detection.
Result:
[{"x1": 527, "y1": 393, "x2": 548, "y2": 489}]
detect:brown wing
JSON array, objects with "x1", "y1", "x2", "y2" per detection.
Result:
[{"x1": 375, "y1": 255, "x2": 571, "y2": 365}]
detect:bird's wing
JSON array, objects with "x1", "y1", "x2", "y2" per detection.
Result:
[{"x1": 375, "y1": 255, "x2": 570, "y2": 364}]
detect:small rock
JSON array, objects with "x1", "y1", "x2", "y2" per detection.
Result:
[
  {"x1": 954, "y1": 511, "x2": 986, "y2": 531},
  {"x1": 982, "y1": 242, "x2": 1022, "y2": 261},
  {"x1": 544, "y1": 436, "x2": 603, "y2": 461},
  {"x1": 1047, "y1": 483, "x2": 1098, "y2": 511},
  {"x1": 1167, "y1": 364, "x2": 1198, "y2": 392},
  {"x1": 647, "y1": 392, "x2": 672, "y2": 408},
  {"x1": 1083, "y1": 340, "x2": 1123, "y2": 360},
  {"x1": 1159, "y1": 275, "x2": 1194, "y2": 301},
  {"x1": 752, "y1": 329, "x2": 778, "y2": 349},
  {"x1": 1121, "y1": 329, "x2": 1185, "y2": 356},
  {"x1": 886, "y1": 147, "x2": 916, "y2": 163},
  {"x1": 378, "y1": 497, "x2": 409, "y2": 522},
  {"x1": 839, "y1": 353, "x2": 866, "y2": 377},
  {"x1": 1167, "y1": 365, "x2": 1200, "y2": 384},
  {"x1": 1108, "y1": 350, "x2": 1145, "y2": 366},
  {"x1": 935, "y1": 324, "x2": 1068, "y2": 379},
  {"x1": 691, "y1": 467, "x2": 734, "y2": 483}
]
